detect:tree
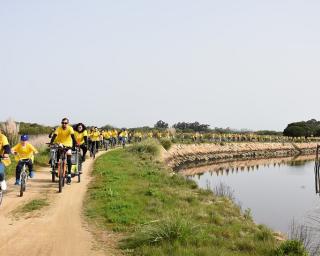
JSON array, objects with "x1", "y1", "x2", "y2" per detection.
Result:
[
  {"x1": 154, "y1": 120, "x2": 168, "y2": 129},
  {"x1": 283, "y1": 119, "x2": 320, "y2": 137}
]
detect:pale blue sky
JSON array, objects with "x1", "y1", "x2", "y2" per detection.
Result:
[{"x1": 1, "y1": 0, "x2": 320, "y2": 130}]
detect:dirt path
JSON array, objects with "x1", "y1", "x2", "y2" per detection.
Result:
[{"x1": 0, "y1": 152, "x2": 110, "y2": 256}]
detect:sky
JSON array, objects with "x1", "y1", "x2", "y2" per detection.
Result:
[{"x1": 1, "y1": 0, "x2": 320, "y2": 131}]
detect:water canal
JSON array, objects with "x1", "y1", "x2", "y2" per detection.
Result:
[{"x1": 183, "y1": 155, "x2": 320, "y2": 234}]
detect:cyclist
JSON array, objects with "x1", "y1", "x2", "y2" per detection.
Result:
[
  {"x1": 12, "y1": 135, "x2": 38, "y2": 185},
  {"x1": 0, "y1": 129, "x2": 11, "y2": 190},
  {"x1": 111, "y1": 129, "x2": 118, "y2": 147},
  {"x1": 49, "y1": 118, "x2": 76, "y2": 184},
  {"x1": 90, "y1": 127, "x2": 100, "y2": 155},
  {"x1": 119, "y1": 128, "x2": 128, "y2": 146},
  {"x1": 102, "y1": 129, "x2": 112, "y2": 149},
  {"x1": 74, "y1": 123, "x2": 88, "y2": 162}
]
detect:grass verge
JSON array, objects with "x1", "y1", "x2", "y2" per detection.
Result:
[
  {"x1": 12, "y1": 198, "x2": 49, "y2": 219},
  {"x1": 85, "y1": 145, "x2": 307, "y2": 255}
]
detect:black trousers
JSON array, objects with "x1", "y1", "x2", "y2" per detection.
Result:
[{"x1": 16, "y1": 159, "x2": 33, "y2": 180}]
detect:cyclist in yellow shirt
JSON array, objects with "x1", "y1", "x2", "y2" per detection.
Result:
[
  {"x1": 50, "y1": 118, "x2": 76, "y2": 184},
  {"x1": 111, "y1": 129, "x2": 118, "y2": 147},
  {"x1": 74, "y1": 123, "x2": 88, "y2": 162},
  {"x1": 103, "y1": 129, "x2": 112, "y2": 150},
  {"x1": 0, "y1": 129, "x2": 11, "y2": 191},
  {"x1": 119, "y1": 128, "x2": 128, "y2": 147},
  {"x1": 90, "y1": 127, "x2": 100, "y2": 156},
  {"x1": 12, "y1": 135, "x2": 38, "y2": 185}
]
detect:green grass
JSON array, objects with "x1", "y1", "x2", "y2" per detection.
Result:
[
  {"x1": 85, "y1": 147, "x2": 307, "y2": 255},
  {"x1": 17, "y1": 198, "x2": 49, "y2": 214}
]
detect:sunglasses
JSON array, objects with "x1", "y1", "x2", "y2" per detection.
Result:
[{"x1": 61, "y1": 122, "x2": 68, "y2": 125}]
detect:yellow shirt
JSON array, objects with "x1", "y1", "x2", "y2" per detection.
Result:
[
  {"x1": 54, "y1": 125, "x2": 74, "y2": 147},
  {"x1": 120, "y1": 131, "x2": 128, "y2": 138},
  {"x1": 0, "y1": 134, "x2": 9, "y2": 155},
  {"x1": 112, "y1": 130, "x2": 118, "y2": 138},
  {"x1": 74, "y1": 130, "x2": 88, "y2": 145},
  {"x1": 12, "y1": 143, "x2": 38, "y2": 161},
  {"x1": 0, "y1": 134, "x2": 11, "y2": 166},
  {"x1": 91, "y1": 131, "x2": 100, "y2": 141},
  {"x1": 103, "y1": 131, "x2": 111, "y2": 139}
]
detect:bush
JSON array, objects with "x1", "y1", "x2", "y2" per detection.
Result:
[
  {"x1": 159, "y1": 138, "x2": 172, "y2": 150},
  {"x1": 122, "y1": 216, "x2": 199, "y2": 249},
  {"x1": 129, "y1": 139, "x2": 161, "y2": 157},
  {"x1": 274, "y1": 240, "x2": 308, "y2": 256}
]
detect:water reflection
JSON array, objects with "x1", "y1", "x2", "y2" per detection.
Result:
[
  {"x1": 181, "y1": 155, "x2": 315, "y2": 177},
  {"x1": 183, "y1": 155, "x2": 319, "y2": 234}
]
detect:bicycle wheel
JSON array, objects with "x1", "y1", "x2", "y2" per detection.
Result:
[
  {"x1": 58, "y1": 161, "x2": 63, "y2": 193},
  {"x1": 0, "y1": 190, "x2": 3, "y2": 206},
  {"x1": 51, "y1": 160, "x2": 56, "y2": 182},
  {"x1": 20, "y1": 175, "x2": 26, "y2": 197},
  {"x1": 52, "y1": 170, "x2": 56, "y2": 182}
]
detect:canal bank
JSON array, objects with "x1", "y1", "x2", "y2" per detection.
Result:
[{"x1": 164, "y1": 142, "x2": 318, "y2": 170}]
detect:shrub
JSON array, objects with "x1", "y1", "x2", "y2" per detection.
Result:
[
  {"x1": 122, "y1": 216, "x2": 199, "y2": 249},
  {"x1": 129, "y1": 138, "x2": 161, "y2": 157},
  {"x1": 159, "y1": 138, "x2": 172, "y2": 150},
  {"x1": 1, "y1": 118, "x2": 20, "y2": 145},
  {"x1": 274, "y1": 240, "x2": 308, "y2": 256}
]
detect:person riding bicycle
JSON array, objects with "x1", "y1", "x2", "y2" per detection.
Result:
[
  {"x1": 0, "y1": 129, "x2": 11, "y2": 191},
  {"x1": 119, "y1": 128, "x2": 128, "y2": 145},
  {"x1": 12, "y1": 135, "x2": 38, "y2": 185},
  {"x1": 90, "y1": 127, "x2": 100, "y2": 155},
  {"x1": 74, "y1": 123, "x2": 88, "y2": 162},
  {"x1": 102, "y1": 129, "x2": 112, "y2": 149},
  {"x1": 111, "y1": 129, "x2": 118, "y2": 146},
  {"x1": 49, "y1": 118, "x2": 76, "y2": 184}
]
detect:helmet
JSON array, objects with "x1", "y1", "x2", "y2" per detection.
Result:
[{"x1": 21, "y1": 134, "x2": 29, "y2": 141}]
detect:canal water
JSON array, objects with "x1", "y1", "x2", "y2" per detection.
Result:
[{"x1": 183, "y1": 155, "x2": 320, "y2": 234}]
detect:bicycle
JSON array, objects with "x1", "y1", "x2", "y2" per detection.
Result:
[
  {"x1": 49, "y1": 144, "x2": 58, "y2": 182},
  {"x1": 49, "y1": 144, "x2": 70, "y2": 193},
  {"x1": 18, "y1": 159, "x2": 31, "y2": 197},
  {"x1": 121, "y1": 137, "x2": 127, "y2": 148},
  {"x1": 103, "y1": 138, "x2": 110, "y2": 151},
  {"x1": 90, "y1": 141, "x2": 98, "y2": 159}
]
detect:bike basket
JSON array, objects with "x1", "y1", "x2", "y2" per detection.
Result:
[{"x1": 71, "y1": 151, "x2": 79, "y2": 165}]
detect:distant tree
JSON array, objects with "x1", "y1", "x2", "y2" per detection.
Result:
[
  {"x1": 173, "y1": 121, "x2": 210, "y2": 132},
  {"x1": 283, "y1": 119, "x2": 320, "y2": 137},
  {"x1": 256, "y1": 130, "x2": 282, "y2": 136},
  {"x1": 101, "y1": 124, "x2": 115, "y2": 130},
  {"x1": 154, "y1": 120, "x2": 168, "y2": 129}
]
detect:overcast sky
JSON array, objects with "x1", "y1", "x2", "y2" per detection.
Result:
[{"x1": 1, "y1": 0, "x2": 320, "y2": 130}]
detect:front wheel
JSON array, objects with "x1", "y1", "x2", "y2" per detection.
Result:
[
  {"x1": 58, "y1": 161, "x2": 64, "y2": 193},
  {"x1": 20, "y1": 180, "x2": 25, "y2": 197},
  {"x1": 0, "y1": 190, "x2": 3, "y2": 206},
  {"x1": 51, "y1": 169, "x2": 56, "y2": 182}
]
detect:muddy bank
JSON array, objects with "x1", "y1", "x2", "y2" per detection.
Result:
[{"x1": 164, "y1": 142, "x2": 318, "y2": 170}]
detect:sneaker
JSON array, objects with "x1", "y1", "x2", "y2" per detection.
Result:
[
  {"x1": 14, "y1": 179, "x2": 21, "y2": 185},
  {"x1": 67, "y1": 174, "x2": 71, "y2": 184},
  {"x1": 0, "y1": 180, "x2": 7, "y2": 191},
  {"x1": 29, "y1": 171, "x2": 35, "y2": 178}
]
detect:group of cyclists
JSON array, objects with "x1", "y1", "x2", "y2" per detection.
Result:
[
  {"x1": 0, "y1": 117, "x2": 135, "y2": 192},
  {"x1": 0, "y1": 116, "x2": 175, "y2": 192}
]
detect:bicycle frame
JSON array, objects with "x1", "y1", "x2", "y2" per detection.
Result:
[{"x1": 19, "y1": 159, "x2": 30, "y2": 197}]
